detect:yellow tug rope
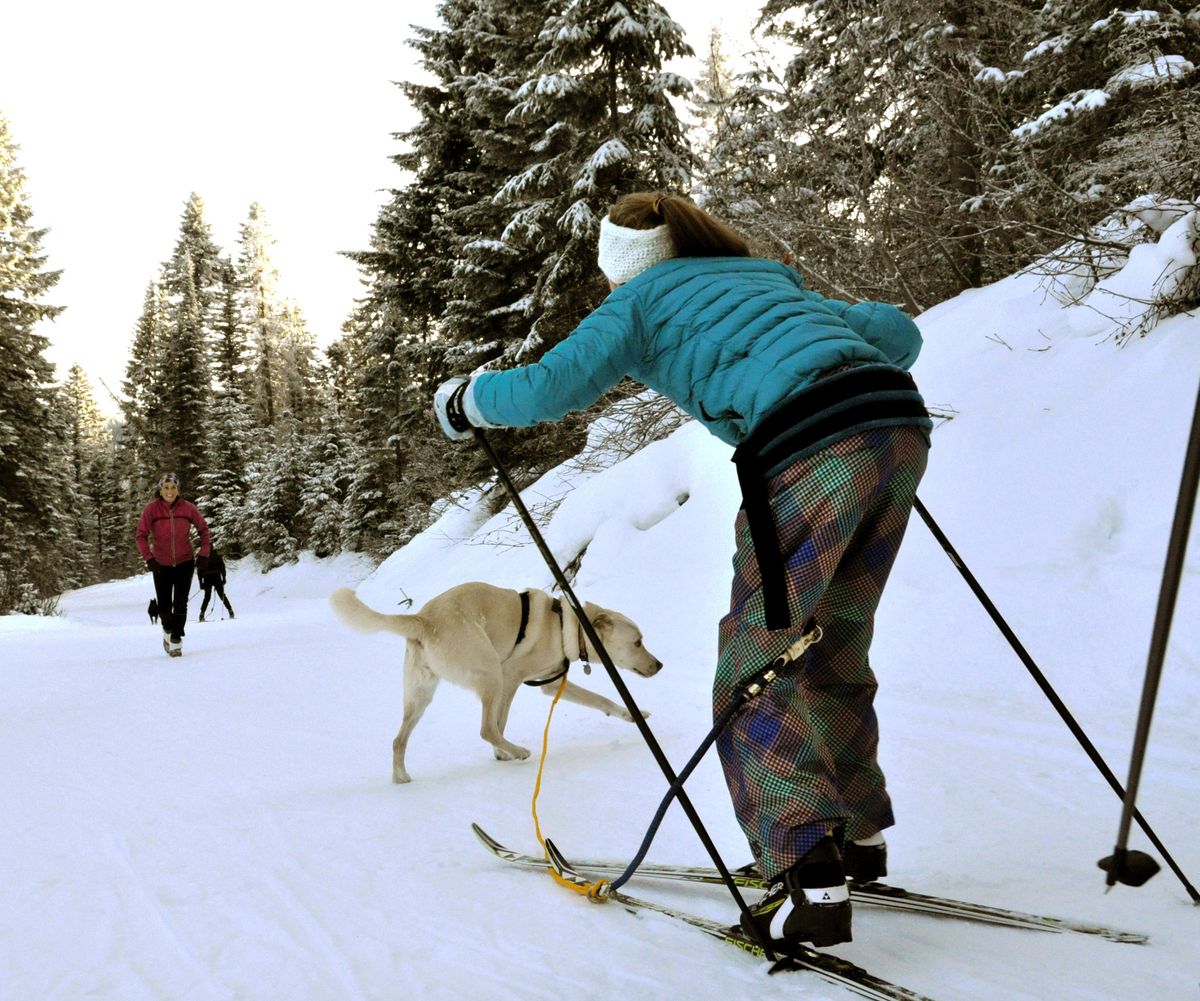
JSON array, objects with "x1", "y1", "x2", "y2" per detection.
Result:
[{"x1": 531, "y1": 670, "x2": 612, "y2": 902}]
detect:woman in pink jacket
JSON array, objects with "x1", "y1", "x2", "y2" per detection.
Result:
[{"x1": 135, "y1": 473, "x2": 211, "y2": 657}]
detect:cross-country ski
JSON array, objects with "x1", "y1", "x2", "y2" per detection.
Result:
[{"x1": 472, "y1": 824, "x2": 1149, "y2": 944}]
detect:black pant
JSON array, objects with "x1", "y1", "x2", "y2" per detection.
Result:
[
  {"x1": 200, "y1": 580, "x2": 233, "y2": 616},
  {"x1": 153, "y1": 561, "x2": 194, "y2": 641}
]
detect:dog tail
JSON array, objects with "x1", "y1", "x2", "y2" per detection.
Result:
[{"x1": 329, "y1": 587, "x2": 427, "y2": 642}]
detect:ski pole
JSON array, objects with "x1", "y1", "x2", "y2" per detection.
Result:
[
  {"x1": 471, "y1": 428, "x2": 779, "y2": 960},
  {"x1": 914, "y1": 496, "x2": 1199, "y2": 902},
  {"x1": 1104, "y1": 377, "x2": 1200, "y2": 895}
]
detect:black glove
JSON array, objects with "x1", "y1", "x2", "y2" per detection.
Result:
[
  {"x1": 146, "y1": 557, "x2": 161, "y2": 572},
  {"x1": 196, "y1": 555, "x2": 209, "y2": 576},
  {"x1": 147, "y1": 598, "x2": 159, "y2": 623}
]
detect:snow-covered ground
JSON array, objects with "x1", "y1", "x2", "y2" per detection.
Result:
[{"x1": 3, "y1": 221, "x2": 1199, "y2": 1000}]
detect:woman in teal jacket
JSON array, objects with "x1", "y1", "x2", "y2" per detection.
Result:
[{"x1": 435, "y1": 192, "x2": 931, "y2": 949}]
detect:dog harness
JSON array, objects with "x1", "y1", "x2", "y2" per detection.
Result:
[{"x1": 517, "y1": 591, "x2": 572, "y2": 687}]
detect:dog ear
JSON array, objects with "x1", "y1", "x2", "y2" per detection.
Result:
[{"x1": 590, "y1": 612, "x2": 612, "y2": 634}]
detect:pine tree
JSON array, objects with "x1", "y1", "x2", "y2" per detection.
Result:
[
  {"x1": 723, "y1": 1, "x2": 1035, "y2": 309},
  {"x1": 237, "y1": 202, "x2": 290, "y2": 430},
  {"x1": 698, "y1": 50, "x2": 796, "y2": 251},
  {"x1": 276, "y1": 301, "x2": 321, "y2": 429},
  {"x1": 117, "y1": 282, "x2": 171, "y2": 527},
  {"x1": 157, "y1": 194, "x2": 221, "y2": 488},
  {"x1": 236, "y1": 413, "x2": 306, "y2": 568},
  {"x1": 339, "y1": 1, "x2": 539, "y2": 555},
  {"x1": 195, "y1": 260, "x2": 257, "y2": 555},
  {"x1": 91, "y1": 421, "x2": 131, "y2": 579},
  {"x1": 0, "y1": 112, "x2": 67, "y2": 612},
  {"x1": 497, "y1": 0, "x2": 695, "y2": 351},
  {"x1": 438, "y1": 0, "x2": 558, "y2": 361},
  {"x1": 691, "y1": 27, "x2": 737, "y2": 166},
  {"x1": 336, "y1": 307, "x2": 412, "y2": 555},
  {"x1": 340, "y1": 1, "x2": 698, "y2": 558},
  {"x1": 982, "y1": 1, "x2": 1200, "y2": 277},
  {"x1": 296, "y1": 392, "x2": 356, "y2": 558},
  {"x1": 59, "y1": 365, "x2": 110, "y2": 586},
  {"x1": 348, "y1": 0, "x2": 550, "y2": 373}
]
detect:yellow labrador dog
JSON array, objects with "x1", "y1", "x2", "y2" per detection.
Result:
[{"x1": 329, "y1": 582, "x2": 662, "y2": 782}]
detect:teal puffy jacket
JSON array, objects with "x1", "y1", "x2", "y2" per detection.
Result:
[{"x1": 471, "y1": 257, "x2": 923, "y2": 446}]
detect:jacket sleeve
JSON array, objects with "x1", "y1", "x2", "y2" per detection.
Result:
[
  {"x1": 469, "y1": 295, "x2": 643, "y2": 427},
  {"x1": 135, "y1": 504, "x2": 154, "y2": 561},
  {"x1": 816, "y1": 297, "x2": 923, "y2": 369}
]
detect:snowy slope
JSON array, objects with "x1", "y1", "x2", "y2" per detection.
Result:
[{"x1": 3, "y1": 231, "x2": 1198, "y2": 1000}]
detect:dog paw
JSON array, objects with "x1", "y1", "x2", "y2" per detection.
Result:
[
  {"x1": 610, "y1": 707, "x2": 650, "y2": 722},
  {"x1": 494, "y1": 744, "x2": 531, "y2": 761},
  {"x1": 392, "y1": 770, "x2": 412, "y2": 784}
]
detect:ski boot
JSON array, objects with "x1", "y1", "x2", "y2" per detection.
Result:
[
  {"x1": 742, "y1": 837, "x2": 851, "y2": 948},
  {"x1": 844, "y1": 832, "x2": 887, "y2": 882}
]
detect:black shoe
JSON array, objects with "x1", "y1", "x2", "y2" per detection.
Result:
[
  {"x1": 742, "y1": 838, "x2": 852, "y2": 948},
  {"x1": 844, "y1": 835, "x2": 887, "y2": 882}
]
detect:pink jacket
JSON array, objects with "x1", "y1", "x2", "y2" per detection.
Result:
[{"x1": 135, "y1": 497, "x2": 212, "y2": 567}]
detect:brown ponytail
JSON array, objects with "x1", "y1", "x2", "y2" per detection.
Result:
[{"x1": 608, "y1": 192, "x2": 751, "y2": 259}]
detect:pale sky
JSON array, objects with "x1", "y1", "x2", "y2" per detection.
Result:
[{"x1": 2, "y1": 1, "x2": 757, "y2": 416}]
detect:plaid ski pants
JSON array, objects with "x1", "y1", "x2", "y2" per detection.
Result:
[{"x1": 715, "y1": 425, "x2": 928, "y2": 880}]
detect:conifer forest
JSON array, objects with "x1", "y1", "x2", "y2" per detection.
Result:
[{"x1": 3, "y1": 0, "x2": 1199, "y2": 613}]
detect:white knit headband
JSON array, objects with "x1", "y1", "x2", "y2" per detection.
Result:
[{"x1": 597, "y1": 216, "x2": 676, "y2": 285}]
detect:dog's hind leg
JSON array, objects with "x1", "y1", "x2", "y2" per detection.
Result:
[{"x1": 393, "y1": 649, "x2": 439, "y2": 784}]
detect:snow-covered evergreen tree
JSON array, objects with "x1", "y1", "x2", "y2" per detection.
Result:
[
  {"x1": 0, "y1": 112, "x2": 67, "y2": 612},
  {"x1": 690, "y1": 27, "x2": 737, "y2": 167},
  {"x1": 296, "y1": 392, "x2": 356, "y2": 558},
  {"x1": 115, "y1": 280, "x2": 175, "y2": 547},
  {"x1": 91, "y1": 419, "x2": 131, "y2": 580},
  {"x1": 58, "y1": 364, "x2": 110, "y2": 587},
  {"x1": 195, "y1": 260, "x2": 257, "y2": 555},
  {"x1": 157, "y1": 194, "x2": 221, "y2": 488},
  {"x1": 699, "y1": 51, "x2": 796, "y2": 251},
  {"x1": 437, "y1": 0, "x2": 556, "y2": 362},
  {"x1": 238, "y1": 202, "x2": 292, "y2": 431},
  {"x1": 276, "y1": 301, "x2": 321, "y2": 430},
  {"x1": 982, "y1": 1, "x2": 1200, "y2": 274},
  {"x1": 334, "y1": 308, "x2": 411, "y2": 556},
  {"x1": 236, "y1": 413, "x2": 306, "y2": 568},
  {"x1": 497, "y1": 0, "x2": 695, "y2": 351},
  {"x1": 731, "y1": 0, "x2": 1034, "y2": 308},
  {"x1": 348, "y1": 0, "x2": 550, "y2": 379}
]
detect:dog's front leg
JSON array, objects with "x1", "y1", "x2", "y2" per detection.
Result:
[
  {"x1": 480, "y1": 681, "x2": 530, "y2": 762},
  {"x1": 545, "y1": 680, "x2": 650, "y2": 722}
]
